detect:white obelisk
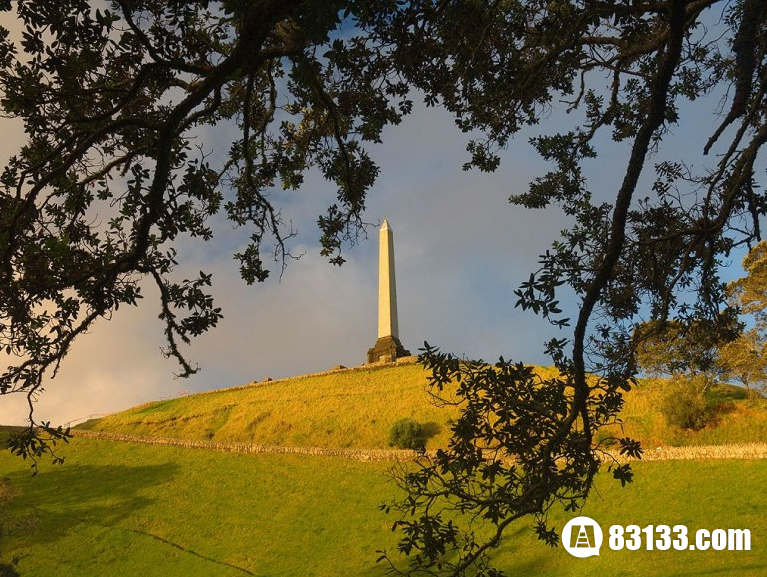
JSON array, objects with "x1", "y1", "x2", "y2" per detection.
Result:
[
  {"x1": 367, "y1": 219, "x2": 409, "y2": 363},
  {"x1": 378, "y1": 219, "x2": 399, "y2": 339}
]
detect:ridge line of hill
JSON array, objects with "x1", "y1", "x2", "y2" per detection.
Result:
[{"x1": 180, "y1": 356, "x2": 420, "y2": 400}]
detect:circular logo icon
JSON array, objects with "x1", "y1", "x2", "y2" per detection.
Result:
[{"x1": 562, "y1": 516, "x2": 603, "y2": 558}]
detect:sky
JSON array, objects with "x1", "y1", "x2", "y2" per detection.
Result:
[{"x1": 0, "y1": 6, "x2": 754, "y2": 426}]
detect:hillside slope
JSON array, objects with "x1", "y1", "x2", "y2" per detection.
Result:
[
  {"x1": 79, "y1": 362, "x2": 460, "y2": 449},
  {"x1": 602, "y1": 378, "x2": 767, "y2": 447},
  {"x1": 79, "y1": 362, "x2": 767, "y2": 450}
]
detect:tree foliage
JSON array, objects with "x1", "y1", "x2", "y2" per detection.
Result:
[
  {"x1": 0, "y1": 0, "x2": 411, "y2": 466},
  {"x1": 659, "y1": 374, "x2": 710, "y2": 430},
  {"x1": 721, "y1": 242, "x2": 767, "y2": 394},
  {"x1": 3, "y1": 0, "x2": 767, "y2": 575},
  {"x1": 379, "y1": 345, "x2": 639, "y2": 576},
  {"x1": 634, "y1": 316, "x2": 740, "y2": 378},
  {"x1": 368, "y1": 0, "x2": 767, "y2": 574},
  {"x1": 718, "y1": 329, "x2": 767, "y2": 394},
  {"x1": 388, "y1": 417, "x2": 424, "y2": 450},
  {"x1": 728, "y1": 241, "x2": 767, "y2": 332}
]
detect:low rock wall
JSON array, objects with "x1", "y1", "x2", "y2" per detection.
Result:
[
  {"x1": 71, "y1": 429, "x2": 432, "y2": 462},
  {"x1": 72, "y1": 430, "x2": 767, "y2": 463},
  {"x1": 639, "y1": 443, "x2": 767, "y2": 461}
]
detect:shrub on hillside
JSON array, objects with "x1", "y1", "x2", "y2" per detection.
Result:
[
  {"x1": 389, "y1": 418, "x2": 424, "y2": 450},
  {"x1": 661, "y1": 376, "x2": 709, "y2": 430}
]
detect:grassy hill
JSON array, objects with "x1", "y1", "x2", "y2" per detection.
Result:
[
  {"x1": 79, "y1": 362, "x2": 767, "y2": 450},
  {"x1": 601, "y1": 377, "x2": 767, "y2": 447},
  {"x1": 0, "y1": 436, "x2": 764, "y2": 576},
  {"x1": 3, "y1": 363, "x2": 767, "y2": 576},
  {"x1": 79, "y1": 362, "x2": 459, "y2": 449}
]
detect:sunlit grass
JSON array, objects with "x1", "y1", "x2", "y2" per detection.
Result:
[
  {"x1": 599, "y1": 378, "x2": 767, "y2": 448},
  {"x1": 0, "y1": 437, "x2": 764, "y2": 576},
  {"x1": 80, "y1": 364, "x2": 767, "y2": 451},
  {"x1": 79, "y1": 363, "x2": 461, "y2": 449}
]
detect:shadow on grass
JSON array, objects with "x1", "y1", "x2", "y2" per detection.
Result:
[
  {"x1": 0, "y1": 564, "x2": 19, "y2": 577},
  {"x1": 707, "y1": 401, "x2": 738, "y2": 428},
  {"x1": 494, "y1": 523, "x2": 766, "y2": 577},
  {"x1": 7, "y1": 462, "x2": 177, "y2": 548},
  {"x1": 362, "y1": 561, "x2": 400, "y2": 577},
  {"x1": 6, "y1": 460, "x2": 266, "y2": 576},
  {"x1": 420, "y1": 421, "x2": 441, "y2": 442},
  {"x1": 708, "y1": 384, "x2": 749, "y2": 403},
  {"x1": 371, "y1": 525, "x2": 560, "y2": 577}
]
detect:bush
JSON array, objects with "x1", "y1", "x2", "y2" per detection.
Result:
[
  {"x1": 661, "y1": 376, "x2": 709, "y2": 430},
  {"x1": 388, "y1": 418, "x2": 424, "y2": 450}
]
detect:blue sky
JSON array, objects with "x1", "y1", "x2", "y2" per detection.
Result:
[
  {"x1": 0, "y1": 94, "x2": 572, "y2": 425},
  {"x1": 0, "y1": 6, "x2": 755, "y2": 426}
]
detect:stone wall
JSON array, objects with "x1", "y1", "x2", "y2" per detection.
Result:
[
  {"x1": 71, "y1": 429, "x2": 767, "y2": 463},
  {"x1": 71, "y1": 429, "x2": 432, "y2": 462},
  {"x1": 638, "y1": 443, "x2": 767, "y2": 461}
]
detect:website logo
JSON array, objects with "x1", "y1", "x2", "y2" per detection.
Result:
[{"x1": 562, "y1": 516, "x2": 603, "y2": 558}]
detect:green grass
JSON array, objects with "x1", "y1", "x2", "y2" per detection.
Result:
[
  {"x1": 5, "y1": 366, "x2": 766, "y2": 576},
  {"x1": 0, "y1": 437, "x2": 764, "y2": 576},
  {"x1": 78, "y1": 363, "x2": 462, "y2": 449},
  {"x1": 0, "y1": 438, "x2": 398, "y2": 577},
  {"x1": 80, "y1": 363, "x2": 767, "y2": 450},
  {"x1": 599, "y1": 378, "x2": 767, "y2": 448}
]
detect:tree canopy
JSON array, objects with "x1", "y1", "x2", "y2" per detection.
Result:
[
  {"x1": 3, "y1": 0, "x2": 767, "y2": 575},
  {"x1": 634, "y1": 315, "x2": 739, "y2": 379},
  {"x1": 728, "y1": 239, "x2": 767, "y2": 332},
  {"x1": 374, "y1": 1, "x2": 767, "y2": 573},
  {"x1": 720, "y1": 241, "x2": 767, "y2": 394},
  {"x1": 0, "y1": 0, "x2": 412, "y2": 462},
  {"x1": 718, "y1": 328, "x2": 767, "y2": 393}
]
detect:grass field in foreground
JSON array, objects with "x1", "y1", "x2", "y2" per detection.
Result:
[
  {"x1": 78, "y1": 363, "x2": 767, "y2": 451},
  {"x1": 0, "y1": 437, "x2": 764, "y2": 577}
]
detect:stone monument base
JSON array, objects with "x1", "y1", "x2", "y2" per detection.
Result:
[{"x1": 367, "y1": 335, "x2": 411, "y2": 364}]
